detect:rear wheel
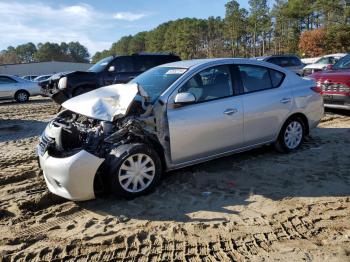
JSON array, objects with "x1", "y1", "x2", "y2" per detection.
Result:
[
  {"x1": 274, "y1": 117, "x2": 305, "y2": 153},
  {"x1": 15, "y1": 90, "x2": 30, "y2": 103},
  {"x1": 107, "y1": 144, "x2": 162, "y2": 198}
]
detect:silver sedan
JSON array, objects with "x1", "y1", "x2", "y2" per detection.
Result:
[
  {"x1": 38, "y1": 58, "x2": 324, "y2": 200},
  {"x1": 0, "y1": 75, "x2": 42, "y2": 102}
]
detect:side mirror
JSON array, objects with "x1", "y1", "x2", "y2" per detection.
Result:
[
  {"x1": 174, "y1": 92, "x2": 196, "y2": 105},
  {"x1": 108, "y1": 66, "x2": 115, "y2": 72}
]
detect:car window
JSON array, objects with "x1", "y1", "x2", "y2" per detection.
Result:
[
  {"x1": 114, "y1": 56, "x2": 134, "y2": 73},
  {"x1": 0, "y1": 76, "x2": 17, "y2": 84},
  {"x1": 290, "y1": 57, "x2": 301, "y2": 66},
  {"x1": 238, "y1": 65, "x2": 284, "y2": 93},
  {"x1": 134, "y1": 56, "x2": 158, "y2": 72},
  {"x1": 179, "y1": 65, "x2": 233, "y2": 103},
  {"x1": 267, "y1": 57, "x2": 281, "y2": 66}
]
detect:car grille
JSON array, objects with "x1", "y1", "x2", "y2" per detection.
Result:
[{"x1": 317, "y1": 81, "x2": 350, "y2": 92}]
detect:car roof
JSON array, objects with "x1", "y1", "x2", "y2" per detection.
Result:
[{"x1": 158, "y1": 58, "x2": 289, "y2": 73}]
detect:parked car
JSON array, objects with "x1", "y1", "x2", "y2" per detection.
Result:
[
  {"x1": 0, "y1": 75, "x2": 41, "y2": 102},
  {"x1": 34, "y1": 74, "x2": 53, "y2": 82},
  {"x1": 302, "y1": 53, "x2": 347, "y2": 76},
  {"x1": 253, "y1": 55, "x2": 305, "y2": 75},
  {"x1": 22, "y1": 75, "x2": 38, "y2": 81},
  {"x1": 39, "y1": 53, "x2": 181, "y2": 105},
  {"x1": 37, "y1": 58, "x2": 323, "y2": 201},
  {"x1": 309, "y1": 54, "x2": 350, "y2": 110}
]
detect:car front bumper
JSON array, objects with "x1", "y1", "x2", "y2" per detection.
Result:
[{"x1": 38, "y1": 149, "x2": 104, "y2": 201}]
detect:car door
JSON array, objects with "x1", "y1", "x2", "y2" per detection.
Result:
[
  {"x1": 0, "y1": 76, "x2": 18, "y2": 98},
  {"x1": 237, "y1": 64, "x2": 292, "y2": 145},
  {"x1": 112, "y1": 56, "x2": 136, "y2": 84},
  {"x1": 167, "y1": 64, "x2": 244, "y2": 164}
]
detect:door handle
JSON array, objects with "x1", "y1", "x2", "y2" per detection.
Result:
[
  {"x1": 223, "y1": 108, "x2": 238, "y2": 115},
  {"x1": 280, "y1": 98, "x2": 291, "y2": 104}
]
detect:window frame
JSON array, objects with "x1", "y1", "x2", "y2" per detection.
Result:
[
  {"x1": 176, "y1": 64, "x2": 239, "y2": 105},
  {"x1": 0, "y1": 76, "x2": 17, "y2": 84},
  {"x1": 234, "y1": 64, "x2": 286, "y2": 95}
]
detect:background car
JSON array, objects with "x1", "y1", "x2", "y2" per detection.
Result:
[
  {"x1": 38, "y1": 58, "x2": 323, "y2": 201},
  {"x1": 22, "y1": 75, "x2": 38, "y2": 81},
  {"x1": 0, "y1": 74, "x2": 41, "y2": 102},
  {"x1": 309, "y1": 54, "x2": 350, "y2": 110},
  {"x1": 39, "y1": 52, "x2": 181, "y2": 104},
  {"x1": 33, "y1": 74, "x2": 53, "y2": 82},
  {"x1": 253, "y1": 55, "x2": 305, "y2": 75},
  {"x1": 302, "y1": 53, "x2": 347, "y2": 76}
]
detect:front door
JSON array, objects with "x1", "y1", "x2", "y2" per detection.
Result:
[{"x1": 167, "y1": 65, "x2": 244, "y2": 164}]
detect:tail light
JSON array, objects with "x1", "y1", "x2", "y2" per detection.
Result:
[{"x1": 311, "y1": 86, "x2": 322, "y2": 93}]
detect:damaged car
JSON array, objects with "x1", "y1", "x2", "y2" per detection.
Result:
[{"x1": 37, "y1": 59, "x2": 324, "y2": 201}]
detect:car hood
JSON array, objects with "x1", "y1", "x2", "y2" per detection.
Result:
[
  {"x1": 310, "y1": 69, "x2": 350, "y2": 81},
  {"x1": 62, "y1": 83, "x2": 139, "y2": 122}
]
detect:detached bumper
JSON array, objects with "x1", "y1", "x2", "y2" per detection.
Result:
[
  {"x1": 38, "y1": 150, "x2": 104, "y2": 201},
  {"x1": 323, "y1": 94, "x2": 350, "y2": 110}
]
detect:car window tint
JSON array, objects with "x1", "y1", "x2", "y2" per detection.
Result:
[
  {"x1": 114, "y1": 57, "x2": 134, "y2": 73},
  {"x1": 238, "y1": 65, "x2": 274, "y2": 93},
  {"x1": 134, "y1": 56, "x2": 158, "y2": 72},
  {"x1": 267, "y1": 57, "x2": 281, "y2": 66},
  {"x1": 290, "y1": 57, "x2": 301, "y2": 66},
  {"x1": 179, "y1": 65, "x2": 233, "y2": 103},
  {"x1": 0, "y1": 76, "x2": 17, "y2": 84},
  {"x1": 269, "y1": 69, "x2": 284, "y2": 87}
]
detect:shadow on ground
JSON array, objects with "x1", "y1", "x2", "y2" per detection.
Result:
[
  {"x1": 0, "y1": 119, "x2": 47, "y2": 142},
  {"x1": 80, "y1": 125, "x2": 350, "y2": 223}
]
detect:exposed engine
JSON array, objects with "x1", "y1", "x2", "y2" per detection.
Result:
[{"x1": 38, "y1": 108, "x2": 157, "y2": 159}]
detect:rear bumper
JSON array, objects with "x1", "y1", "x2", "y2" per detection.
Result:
[
  {"x1": 323, "y1": 94, "x2": 350, "y2": 110},
  {"x1": 38, "y1": 149, "x2": 104, "y2": 201}
]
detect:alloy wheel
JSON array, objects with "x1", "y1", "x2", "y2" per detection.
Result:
[{"x1": 284, "y1": 121, "x2": 303, "y2": 149}]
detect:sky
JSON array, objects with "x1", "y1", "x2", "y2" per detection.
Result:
[{"x1": 0, "y1": 0, "x2": 255, "y2": 56}]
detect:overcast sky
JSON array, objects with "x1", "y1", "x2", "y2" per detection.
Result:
[{"x1": 0, "y1": 0, "x2": 256, "y2": 56}]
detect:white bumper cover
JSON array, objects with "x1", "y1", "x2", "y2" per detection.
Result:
[{"x1": 39, "y1": 150, "x2": 104, "y2": 201}]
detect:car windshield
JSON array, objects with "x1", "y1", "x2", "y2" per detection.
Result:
[
  {"x1": 315, "y1": 57, "x2": 330, "y2": 64},
  {"x1": 130, "y1": 67, "x2": 187, "y2": 103},
  {"x1": 333, "y1": 54, "x2": 350, "y2": 70},
  {"x1": 88, "y1": 56, "x2": 114, "y2": 73}
]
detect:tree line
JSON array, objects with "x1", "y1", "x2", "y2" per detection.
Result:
[
  {"x1": 93, "y1": 0, "x2": 350, "y2": 63},
  {"x1": 0, "y1": 42, "x2": 90, "y2": 64}
]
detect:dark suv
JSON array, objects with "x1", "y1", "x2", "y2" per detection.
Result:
[
  {"x1": 253, "y1": 55, "x2": 305, "y2": 75},
  {"x1": 40, "y1": 53, "x2": 181, "y2": 104}
]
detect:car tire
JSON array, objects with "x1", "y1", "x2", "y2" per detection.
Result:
[
  {"x1": 107, "y1": 143, "x2": 162, "y2": 198},
  {"x1": 15, "y1": 90, "x2": 30, "y2": 103},
  {"x1": 274, "y1": 117, "x2": 305, "y2": 153}
]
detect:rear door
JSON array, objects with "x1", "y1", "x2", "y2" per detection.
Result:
[
  {"x1": 167, "y1": 64, "x2": 244, "y2": 164},
  {"x1": 236, "y1": 64, "x2": 292, "y2": 145},
  {"x1": 0, "y1": 76, "x2": 18, "y2": 98}
]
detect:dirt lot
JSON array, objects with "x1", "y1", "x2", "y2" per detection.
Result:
[{"x1": 0, "y1": 97, "x2": 349, "y2": 262}]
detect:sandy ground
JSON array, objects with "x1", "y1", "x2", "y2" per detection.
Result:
[{"x1": 0, "y1": 97, "x2": 349, "y2": 262}]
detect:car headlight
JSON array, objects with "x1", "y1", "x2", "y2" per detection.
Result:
[{"x1": 58, "y1": 77, "x2": 67, "y2": 90}]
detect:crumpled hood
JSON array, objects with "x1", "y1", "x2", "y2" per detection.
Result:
[{"x1": 62, "y1": 83, "x2": 139, "y2": 121}]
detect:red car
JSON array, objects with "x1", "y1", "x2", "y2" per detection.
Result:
[{"x1": 310, "y1": 54, "x2": 350, "y2": 110}]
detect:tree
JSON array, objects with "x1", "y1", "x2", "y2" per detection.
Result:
[
  {"x1": 67, "y1": 42, "x2": 90, "y2": 63},
  {"x1": 15, "y1": 43, "x2": 37, "y2": 63},
  {"x1": 298, "y1": 28, "x2": 326, "y2": 57},
  {"x1": 224, "y1": 1, "x2": 247, "y2": 57}
]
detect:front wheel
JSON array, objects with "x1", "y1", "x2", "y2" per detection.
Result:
[
  {"x1": 274, "y1": 117, "x2": 305, "y2": 153},
  {"x1": 107, "y1": 144, "x2": 162, "y2": 198}
]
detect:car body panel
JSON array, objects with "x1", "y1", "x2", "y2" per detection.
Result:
[
  {"x1": 0, "y1": 75, "x2": 41, "y2": 99},
  {"x1": 39, "y1": 150, "x2": 104, "y2": 201},
  {"x1": 38, "y1": 58, "x2": 324, "y2": 201}
]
